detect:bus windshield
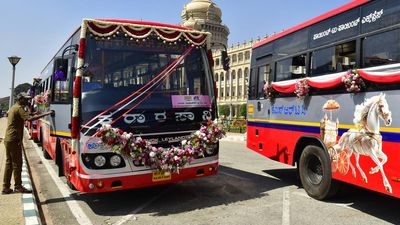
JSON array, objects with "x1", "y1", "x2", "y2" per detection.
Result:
[{"x1": 81, "y1": 36, "x2": 213, "y2": 134}]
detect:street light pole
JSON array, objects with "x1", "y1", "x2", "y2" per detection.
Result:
[{"x1": 8, "y1": 56, "x2": 21, "y2": 110}]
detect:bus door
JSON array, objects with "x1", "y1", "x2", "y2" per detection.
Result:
[
  {"x1": 250, "y1": 56, "x2": 272, "y2": 154},
  {"x1": 49, "y1": 56, "x2": 74, "y2": 139}
]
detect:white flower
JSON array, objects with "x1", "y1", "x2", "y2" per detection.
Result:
[
  {"x1": 126, "y1": 133, "x2": 132, "y2": 140},
  {"x1": 181, "y1": 140, "x2": 187, "y2": 146},
  {"x1": 105, "y1": 124, "x2": 112, "y2": 129},
  {"x1": 195, "y1": 131, "x2": 201, "y2": 136},
  {"x1": 174, "y1": 156, "x2": 179, "y2": 161},
  {"x1": 149, "y1": 151, "x2": 156, "y2": 158}
]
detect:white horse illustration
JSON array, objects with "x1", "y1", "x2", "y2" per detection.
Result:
[{"x1": 331, "y1": 93, "x2": 393, "y2": 193}]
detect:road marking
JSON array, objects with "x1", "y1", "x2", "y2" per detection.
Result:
[
  {"x1": 113, "y1": 187, "x2": 171, "y2": 225},
  {"x1": 292, "y1": 191, "x2": 358, "y2": 211},
  {"x1": 282, "y1": 188, "x2": 290, "y2": 225},
  {"x1": 32, "y1": 141, "x2": 93, "y2": 225}
]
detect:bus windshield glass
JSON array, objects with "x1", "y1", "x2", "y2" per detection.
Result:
[{"x1": 81, "y1": 36, "x2": 213, "y2": 134}]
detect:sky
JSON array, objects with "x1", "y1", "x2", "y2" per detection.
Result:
[{"x1": 0, "y1": 0, "x2": 351, "y2": 98}]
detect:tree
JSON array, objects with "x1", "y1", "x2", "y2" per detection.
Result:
[
  {"x1": 239, "y1": 104, "x2": 247, "y2": 118},
  {"x1": 218, "y1": 104, "x2": 229, "y2": 117},
  {"x1": 14, "y1": 83, "x2": 31, "y2": 97}
]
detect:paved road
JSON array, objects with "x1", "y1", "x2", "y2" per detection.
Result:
[{"x1": 25, "y1": 139, "x2": 400, "y2": 225}]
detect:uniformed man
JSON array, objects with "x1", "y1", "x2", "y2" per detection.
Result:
[{"x1": 2, "y1": 92, "x2": 54, "y2": 194}]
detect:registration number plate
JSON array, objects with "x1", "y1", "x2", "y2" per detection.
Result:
[{"x1": 152, "y1": 171, "x2": 171, "y2": 182}]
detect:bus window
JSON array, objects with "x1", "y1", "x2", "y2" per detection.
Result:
[
  {"x1": 335, "y1": 41, "x2": 356, "y2": 71},
  {"x1": 362, "y1": 29, "x2": 400, "y2": 68},
  {"x1": 53, "y1": 58, "x2": 72, "y2": 103},
  {"x1": 275, "y1": 54, "x2": 306, "y2": 81},
  {"x1": 310, "y1": 41, "x2": 355, "y2": 76},
  {"x1": 257, "y1": 64, "x2": 269, "y2": 98}
]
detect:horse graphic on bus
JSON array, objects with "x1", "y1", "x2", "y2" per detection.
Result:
[{"x1": 323, "y1": 93, "x2": 393, "y2": 193}]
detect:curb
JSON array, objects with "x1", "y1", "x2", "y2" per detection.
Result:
[
  {"x1": 22, "y1": 155, "x2": 41, "y2": 225},
  {"x1": 22, "y1": 129, "x2": 42, "y2": 225}
]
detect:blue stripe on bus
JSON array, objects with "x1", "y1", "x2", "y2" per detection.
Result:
[{"x1": 247, "y1": 121, "x2": 400, "y2": 143}]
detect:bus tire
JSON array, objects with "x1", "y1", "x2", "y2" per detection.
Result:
[
  {"x1": 41, "y1": 130, "x2": 51, "y2": 160},
  {"x1": 56, "y1": 139, "x2": 64, "y2": 177},
  {"x1": 299, "y1": 145, "x2": 339, "y2": 200},
  {"x1": 66, "y1": 180, "x2": 76, "y2": 191}
]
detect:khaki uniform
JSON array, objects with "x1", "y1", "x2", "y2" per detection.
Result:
[{"x1": 3, "y1": 102, "x2": 29, "y2": 189}]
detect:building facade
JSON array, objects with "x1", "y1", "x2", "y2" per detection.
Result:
[{"x1": 182, "y1": 0, "x2": 255, "y2": 118}]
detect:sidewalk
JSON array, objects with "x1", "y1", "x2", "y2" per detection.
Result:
[
  {"x1": 222, "y1": 132, "x2": 247, "y2": 142},
  {"x1": 0, "y1": 117, "x2": 41, "y2": 225}
]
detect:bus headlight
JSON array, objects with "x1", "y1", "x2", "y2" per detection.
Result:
[
  {"x1": 110, "y1": 155, "x2": 122, "y2": 167},
  {"x1": 94, "y1": 155, "x2": 107, "y2": 167}
]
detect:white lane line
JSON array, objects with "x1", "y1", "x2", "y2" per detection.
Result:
[
  {"x1": 113, "y1": 187, "x2": 171, "y2": 225},
  {"x1": 32, "y1": 142, "x2": 93, "y2": 225},
  {"x1": 282, "y1": 188, "x2": 290, "y2": 225}
]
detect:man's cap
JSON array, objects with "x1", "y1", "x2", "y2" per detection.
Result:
[{"x1": 16, "y1": 92, "x2": 32, "y2": 100}]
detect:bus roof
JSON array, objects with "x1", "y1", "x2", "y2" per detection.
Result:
[
  {"x1": 252, "y1": 0, "x2": 370, "y2": 49},
  {"x1": 98, "y1": 19, "x2": 193, "y2": 31}
]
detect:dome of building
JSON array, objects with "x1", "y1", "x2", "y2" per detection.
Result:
[
  {"x1": 182, "y1": 0, "x2": 222, "y2": 23},
  {"x1": 181, "y1": 0, "x2": 229, "y2": 50}
]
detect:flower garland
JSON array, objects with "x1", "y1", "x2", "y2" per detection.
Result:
[
  {"x1": 294, "y1": 79, "x2": 310, "y2": 98},
  {"x1": 342, "y1": 69, "x2": 365, "y2": 93},
  {"x1": 96, "y1": 120, "x2": 225, "y2": 173},
  {"x1": 34, "y1": 90, "x2": 51, "y2": 110},
  {"x1": 263, "y1": 83, "x2": 278, "y2": 99}
]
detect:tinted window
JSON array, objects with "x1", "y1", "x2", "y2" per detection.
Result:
[
  {"x1": 275, "y1": 29, "x2": 309, "y2": 56},
  {"x1": 310, "y1": 9, "x2": 360, "y2": 48},
  {"x1": 361, "y1": 0, "x2": 400, "y2": 34},
  {"x1": 276, "y1": 54, "x2": 306, "y2": 81},
  {"x1": 362, "y1": 28, "x2": 400, "y2": 67},
  {"x1": 310, "y1": 47, "x2": 335, "y2": 76}
]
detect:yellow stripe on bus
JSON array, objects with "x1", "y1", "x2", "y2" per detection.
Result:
[
  {"x1": 247, "y1": 118, "x2": 400, "y2": 133},
  {"x1": 50, "y1": 131, "x2": 72, "y2": 137}
]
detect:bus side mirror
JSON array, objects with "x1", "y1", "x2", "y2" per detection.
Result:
[{"x1": 54, "y1": 58, "x2": 68, "y2": 81}]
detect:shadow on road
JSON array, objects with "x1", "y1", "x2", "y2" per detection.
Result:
[
  {"x1": 68, "y1": 165, "x2": 292, "y2": 217},
  {"x1": 264, "y1": 168, "x2": 400, "y2": 224}
]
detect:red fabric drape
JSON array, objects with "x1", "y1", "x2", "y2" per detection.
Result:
[
  {"x1": 271, "y1": 81, "x2": 296, "y2": 93},
  {"x1": 358, "y1": 69, "x2": 400, "y2": 83},
  {"x1": 307, "y1": 75, "x2": 343, "y2": 88}
]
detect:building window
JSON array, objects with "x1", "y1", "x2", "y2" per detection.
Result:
[
  {"x1": 215, "y1": 73, "x2": 218, "y2": 82},
  {"x1": 231, "y1": 70, "x2": 236, "y2": 80},
  {"x1": 238, "y1": 85, "x2": 242, "y2": 97},
  {"x1": 216, "y1": 58, "x2": 220, "y2": 66},
  {"x1": 226, "y1": 71, "x2": 230, "y2": 81},
  {"x1": 238, "y1": 52, "x2": 243, "y2": 61},
  {"x1": 232, "y1": 54, "x2": 237, "y2": 63},
  {"x1": 244, "y1": 68, "x2": 249, "y2": 81},
  {"x1": 245, "y1": 51, "x2": 250, "y2": 60},
  {"x1": 221, "y1": 73, "x2": 224, "y2": 81},
  {"x1": 238, "y1": 69, "x2": 243, "y2": 79}
]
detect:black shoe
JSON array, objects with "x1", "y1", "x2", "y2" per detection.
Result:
[
  {"x1": 14, "y1": 186, "x2": 32, "y2": 193},
  {"x1": 2, "y1": 188, "x2": 13, "y2": 195}
]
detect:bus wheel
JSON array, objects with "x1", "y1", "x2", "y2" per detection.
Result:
[
  {"x1": 66, "y1": 180, "x2": 76, "y2": 191},
  {"x1": 56, "y1": 139, "x2": 64, "y2": 177},
  {"x1": 299, "y1": 145, "x2": 339, "y2": 200}
]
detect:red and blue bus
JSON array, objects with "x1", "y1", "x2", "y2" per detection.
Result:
[
  {"x1": 248, "y1": 0, "x2": 400, "y2": 199},
  {"x1": 36, "y1": 18, "x2": 220, "y2": 192}
]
